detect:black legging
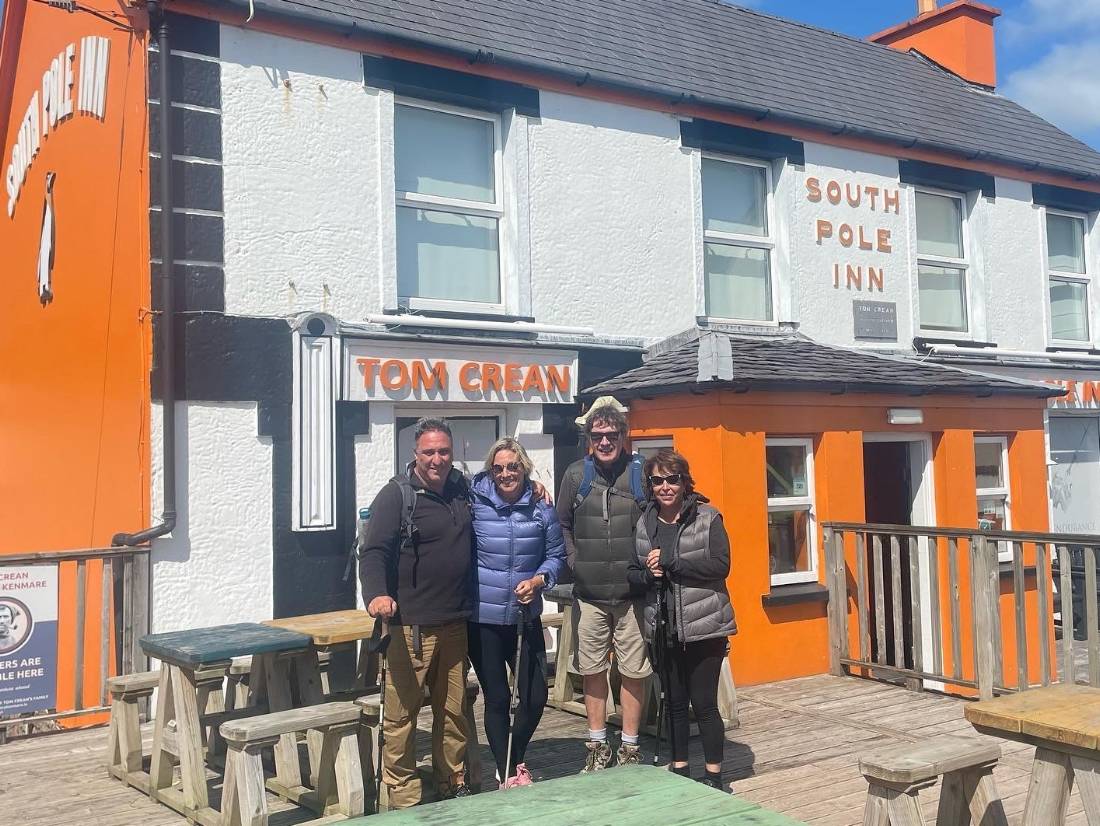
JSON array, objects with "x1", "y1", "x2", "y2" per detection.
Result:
[
  {"x1": 467, "y1": 618, "x2": 547, "y2": 779},
  {"x1": 663, "y1": 636, "x2": 726, "y2": 766}
]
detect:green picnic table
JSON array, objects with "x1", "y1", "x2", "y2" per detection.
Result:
[{"x1": 344, "y1": 765, "x2": 805, "y2": 825}]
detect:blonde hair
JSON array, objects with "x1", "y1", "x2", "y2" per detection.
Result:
[{"x1": 483, "y1": 437, "x2": 535, "y2": 477}]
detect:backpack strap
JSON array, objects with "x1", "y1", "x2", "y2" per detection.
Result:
[
  {"x1": 390, "y1": 474, "x2": 419, "y2": 552},
  {"x1": 574, "y1": 454, "x2": 597, "y2": 508},
  {"x1": 628, "y1": 452, "x2": 646, "y2": 507}
]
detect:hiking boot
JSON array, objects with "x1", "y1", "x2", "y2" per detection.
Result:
[
  {"x1": 504, "y1": 763, "x2": 533, "y2": 788},
  {"x1": 699, "y1": 774, "x2": 726, "y2": 792},
  {"x1": 616, "y1": 742, "x2": 642, "y2": 766},
  {"x1": 580, "y1": 739, "x2": 614, "y2": 773},
  {"x1": 441, "y1": 781, "x2": 472, "y2": 799}
]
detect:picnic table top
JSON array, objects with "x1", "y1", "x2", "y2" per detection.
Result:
[
  {"x1": 965, "y1": 683, "x2": 1100, "y2": 751},
  {"x1": 139, "y1": 622, "x2": 312, "y2": 668},
  {"x1": 263, "y1": 609, "x2": 376, "y2": 646},
  {"x1": 344, "y1": 765, "x2": 805, "y2": 825}
]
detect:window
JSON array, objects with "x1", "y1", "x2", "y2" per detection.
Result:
[
  {"x1": 701, "y1": 157, "x2": 774, "y2": 322},
  {"x1": 915, "y1": 190, "x2": 969, "y2": 333},
  {"x1": 975, "y1": 435, "x2": 1011, "y2": 560},
  {"x1": 766, "y1": 438, "x2": 817, "y2": 585},
  {"x1": 1046, "y1": 211, "x2": 1090, "y2": 343},
  {"x1": 632, "y1": 437, "x2": 673, "y2": 460},
  {"x1": 396, "y1": 414, "x2": 501, "y2": 477},
  {"x1": 394, "y1": 101, "x2": 503, "y2": 310}
]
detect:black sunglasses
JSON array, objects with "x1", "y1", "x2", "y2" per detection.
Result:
[
  {"x1": 589, "y1": 431, "x2": 622, "y2": 444},
  {"x1": 648, "y1": 473, "x2": 684, "y2": 487},
  {"x1": 491, "y1": 462, "x2": 523, "y2": 475}
]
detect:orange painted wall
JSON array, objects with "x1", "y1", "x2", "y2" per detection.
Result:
[
  {"x1": 871, "y1": 2, "x2": 999, "y2": 88},
  {"x1": 0, "y1": 0, "x2": 150, "y2": 715},
  {"x1": 628, "y1": 390, "x2": 1050, "y2": 688}
]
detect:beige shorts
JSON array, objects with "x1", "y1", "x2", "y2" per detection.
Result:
[{"x1": 570, "y1": 598, "x2": 652, "y2": 679}]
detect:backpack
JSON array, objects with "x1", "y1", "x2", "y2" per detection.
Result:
[{"x1": 574, "y1": 452, "x2": 647, "y2": 508}]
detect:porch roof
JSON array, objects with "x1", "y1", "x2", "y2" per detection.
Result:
[{"x1": 580, "y1": 331, "x2": 1061, "y2": 400}]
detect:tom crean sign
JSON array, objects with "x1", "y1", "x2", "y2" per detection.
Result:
[{"x1": 343, "y1": 342, "x2": 577, "y2": 404}]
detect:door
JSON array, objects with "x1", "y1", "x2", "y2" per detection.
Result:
[{"x1": 395, "y1": 415, "x2": 501, "y2": 477}]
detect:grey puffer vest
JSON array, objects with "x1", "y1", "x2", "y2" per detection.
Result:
[
  {"x1": 567, "y1": 457, "x2": 642, "y2": 604},
  {"x1": 635, "y1": 499, "x2": 736, "y2": 644}
]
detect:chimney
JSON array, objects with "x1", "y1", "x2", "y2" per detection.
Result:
[{"x1": 869, "y1": 0, "x2": 1001, "y2": 88}]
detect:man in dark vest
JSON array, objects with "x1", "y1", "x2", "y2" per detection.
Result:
[
  {"x1": 361, "y1": 417, "x2": 472, "y2": 807},
  {"x1": 557, "y1": 398, "x2": 651, "y2": 772}
]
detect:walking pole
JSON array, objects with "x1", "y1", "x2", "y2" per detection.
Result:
[
  {"x1": 652, "y1": 580, "x2": 668, "y2": 766},
  {"x1": 501, "y1": 602, "x2": 527, "y2": 790},
  {"x1": 368, "y1": 618, "x2": 391, "y2": 813}
]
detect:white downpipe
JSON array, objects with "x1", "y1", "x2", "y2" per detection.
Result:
[
  {"x1": 366, "y1": 314, "x2": 594, "y2": 337},
  {"x1": 929, "y1": 343, "x2": 1100, "y2": 364}
]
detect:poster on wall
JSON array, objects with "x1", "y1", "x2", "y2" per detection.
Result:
[{"x1": 0, "y1": 565, "x2": 58, "y2": 715}]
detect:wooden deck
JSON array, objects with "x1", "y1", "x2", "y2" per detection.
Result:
[{"x1": 1, "y1": 674, "x2": 1096, "y2": 824}]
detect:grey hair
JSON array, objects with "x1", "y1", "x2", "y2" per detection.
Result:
[
  {"x1": 413, "y1": 417, "x2": 452, "y2": 445},
  {"x1": 484, "y1": 437, "x2": 535, "y2": 477}
]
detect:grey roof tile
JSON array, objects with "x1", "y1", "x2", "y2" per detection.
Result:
[{"x1": 581, "y1": 333, "x2": 1060, "y2": 399}]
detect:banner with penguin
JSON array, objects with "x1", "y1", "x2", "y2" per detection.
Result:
[{"x1": 0, "y1": 565, "x2": 58, "y2": 715}]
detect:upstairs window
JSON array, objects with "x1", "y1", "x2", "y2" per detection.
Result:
[
  {"x1": 915, "y1": 190, "x2": 969, "y2": 333},
  {"x1": 702, "y1": 157, "x2": 775, "y2": 322},
  {"x1": 1046, "y1": 211, "x2": 1090, "y2": 343},
  {"x1": 394, "y1": 101, "x2": 503, "y2": 310}
]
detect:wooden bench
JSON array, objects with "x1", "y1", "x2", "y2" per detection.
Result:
[
  {"x1": 859, "y1": 735, "x2": 1008, "y2": 826},
  {"x1": 220, "y1": 700, "x2": 377, "y2": 825},
  {"x1": 106, "y1": 671, "x2": 161, "y2": 789}
]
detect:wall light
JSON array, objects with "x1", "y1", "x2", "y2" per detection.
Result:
[{"x1": 887, "y1": 408, "x2": 924, "y2": 426}]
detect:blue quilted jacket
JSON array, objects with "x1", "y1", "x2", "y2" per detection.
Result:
[{"x1": 470, "y1": 471, "x2": 567, "y2": 626}]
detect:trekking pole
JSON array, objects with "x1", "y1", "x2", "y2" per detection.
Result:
[
  {"x1": 368, "y1": 618, "x2": 391, "y2": 813},
  {"x1": 652, "y1": 580, "x2": 667, "y2": 766},
  {"x1": 501, "y1": 602, "x2": 527, "y2": 790}
]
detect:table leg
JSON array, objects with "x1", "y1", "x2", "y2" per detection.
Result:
[
  {"x1": 149, "y1": 666, "x2": 177, "y2": 794},
  {"x1": 1070, "y1": 755, "x2": 1100, "y2": 826},
  {"x1": 294, "y1": 651, "x2": 326, "y2": 785},
  {"x1": 1022, "y1": 747, "x2": 1073, "y2": 826},
  {"x1": 171, "y1": 665, "x2": 210, "y2": 810},
  {"x1": 263, "y1": 652, "x2": 303, "y2": 790}
]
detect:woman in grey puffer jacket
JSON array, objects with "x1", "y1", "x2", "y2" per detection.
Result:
[{"x1": 627, "y1": 448, "x2": 735, "y2": 791}]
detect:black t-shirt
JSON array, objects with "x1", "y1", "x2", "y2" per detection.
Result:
[{"x1": 654, "y1": 519, "x2": 680, "y2": 568}]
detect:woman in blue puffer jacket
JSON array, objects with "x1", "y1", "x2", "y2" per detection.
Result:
[{"x1": 469, "y1": 436, "x2": 566, "y2": 789}]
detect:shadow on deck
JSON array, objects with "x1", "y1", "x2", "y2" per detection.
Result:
[{"x1": 0, "y1": 674, "x2": 1095, "y2": 825}]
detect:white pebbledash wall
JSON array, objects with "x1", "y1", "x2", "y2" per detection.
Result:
[{"x1": 151, "y1": 23, "x2": 1068, "y2": 628}]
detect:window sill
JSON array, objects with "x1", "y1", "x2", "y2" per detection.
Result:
[
  {"x1": 387, "y1": 306, "x2": 531, "y2": 323},
  {"x1": 762, "y1": 581, "x2": 829, "y2": 608},
  {"x1": 913, "y1": 336, "x2": 997, "y2": 351},
  {"x1": 1046, "y1": 344, "x2": 1100, "y2": 355}
]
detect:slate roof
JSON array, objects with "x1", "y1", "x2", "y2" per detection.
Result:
[
  {"x1": 580, "y1": 333, "x2": 1060, "y2": 399},
  {"x1": 235, "y1": 0, "x2": 1100, "y2": 181}
]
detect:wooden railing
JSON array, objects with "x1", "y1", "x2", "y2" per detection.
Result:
[
  {"x1": 0, "y1": 546, "x2": 150, "y2": 740},
  {"x1": 823, "y1": 523, "x2": 1100, "y2": 700}
]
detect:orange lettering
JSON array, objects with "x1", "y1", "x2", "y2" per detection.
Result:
[
  {"x1": 833, "y1": 263, "x2": 840, "y2": 289},
  {"x1": 1083, "y1": 381, "x2": 1100, "y2": 407},
  {"x1": 868, "y1": 266, "x2": 884, "y2": 292},
  {"x1": 483, "y1": 363, "x2": 504, "y2": 393},
  {"x1": 815, "y1": 219, "x2": 833, "y2": 244},
  {"x1": 357, "y1": 357, "x2": 381, "y2": 389},
  {"x1": 504, "y1": 363, "x2": 523, "y2": 392},
  {"x1": 805, "y1": 177, "x2": 822, "y2": 202},
  {"x1": 521, "y1": 365, "x2": 547, "y2": 393},
  {"x1": 866, "y1": 185, "x2": 880, "y2": 210},
  {"x1": 459, "y1": 362, "x2": 480, "y2": 392},
  {"x1": 883, "y1": 188, "x2": 900, "y2": 214},
  {"x1": 412, "y1": 360, "x2": 447, "y2": 391},
  {"x1": 380, "y1": 359, "x2": 409, "y2": 391},
  {"x1": 845, "y1": 182, "x2": 861, "y2": 208},
  {"x1": 826, "y1": 179, "x2": 841, "y2": 205},
  {"x1": 839, "y1": 223, "x2": 854, "y2": 247},
  {"x1": 877, "y1": 228, "x2": 892, "y2": 253},
  {"x1": 1064, "y1": 380, "x2": 1079, "y2": 404},
  {"x1": 545, "y1": 365, "x2": 571, "y2": 394},
  {"x1": 857, "y1": 225, "x2": 872, "y2": 250},
  {"x1": 846, "y1": 264, "x2": 862, "y2": 290}
]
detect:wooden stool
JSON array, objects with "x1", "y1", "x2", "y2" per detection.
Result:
[
  {"x1": 106, "y1": 671, "x2": 160, "y2": 789},
  {"x1": 220, "y1": 701, "x2": 365, "y2": 825},
  {"x1": 859, "y1": 735, "x2": 1008, "y2": 826}
]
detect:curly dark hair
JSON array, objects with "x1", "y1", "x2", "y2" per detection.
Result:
[{"x1": 643, "y1": 448, "x2": 694, "y2": 496}]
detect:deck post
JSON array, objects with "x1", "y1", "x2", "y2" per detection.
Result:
[
  {"x1": 970, "y1": 535, "x2": 996, "y2": 701},
  {"x1": 825, "y1": 528, "x2": 848, "y2": 676}
]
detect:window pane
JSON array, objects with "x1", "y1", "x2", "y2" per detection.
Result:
[
  {"x1": 766, "y1": 444, "x2": 809, "y2": 498},
  {"x1": 705, "y1": 243, "x2": 772, "y2": 320},
  {"x1": 397, "y1": 207, "x2": 500, "y2": 303},
  {"x1": 768, "y1": 509, "x2": 812, "y2": 576},
  {"x1": 977, "y1": 496, "x2": 1007, "y2": 531},
  {"x1": 1050, "y1": 280, "x2": 1090, "y2": 341},
  {"x1": 1049, "y1": 417, "x2": 1100, "y2": 534},
  {"x1": 702, "y1": 159, "x2": 767, "y2": 236},
  {"x1": 395, "y1": 105, "x2": 495, "y2": 203},
  {"x1": 1047, "y1": 213, "x2": 1086, "y2": 274},
  {"x1": 974, "y1": 440, "x2": 1004, "y2": 488},
  {"x1": 915, "y1": 191, "x2": 963, "y2": 259},
  {"x1": 918, "y1": 264, "x2": 968, "y2": 331}
]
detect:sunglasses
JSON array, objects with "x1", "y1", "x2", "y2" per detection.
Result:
[
  {"x1": 588, "y1": 431, "x2": 622, "y2": 444},
  {"x1": 491, "y1": 462, "x2": 523, "y2": 475},
  {"x1": 648, "y1": 473, "x2": 684, "y2": 487}
]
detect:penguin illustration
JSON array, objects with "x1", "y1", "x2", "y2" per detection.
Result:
[{"x1": 37, "y1": 171, "x2": 57, "y2": 305}]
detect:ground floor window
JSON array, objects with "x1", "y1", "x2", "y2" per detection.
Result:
[
  {"x1": 974, "y1": 435, "x2": 1011, "y2": 562},
  {"x1": 396, "y1": 414, "x2": 501, "y2": 477},
  {"x1": 633, "y1": 437, "x2": 673, "y2": 460},
  {"x1": 766, "y1": 437, "x2": 817, "y2": 585},
  {"x1": 1049, "y1": 416, "x2": 1100, "y2": 535}
]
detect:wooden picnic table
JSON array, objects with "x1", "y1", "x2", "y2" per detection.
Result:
[
  {"x1": 139, "y1": 622, "x2": 313, "y2": 826},
  {"x1": 340, "y1": 764, "x2": 803, "y2": 824},
  {"x1": 965, "y1": 683, "x2": 1100, "y2": 824}
]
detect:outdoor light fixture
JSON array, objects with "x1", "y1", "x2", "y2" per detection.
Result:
[{"x1": 887, "y1": 408, "x2": 924, "y2": 425}]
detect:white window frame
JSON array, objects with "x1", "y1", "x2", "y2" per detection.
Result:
[
  {"x1": 394, "y1": 98, "x2": 507, "y2": 315},
  {"x1": 975, "y1": 435, "x2": 1012, "y2": 562},
  {"x1": 393, "y1": 406, "x2": 506, "y2": 476},
  {"x1": 766, "y1": 437, "x2": 818, "y2": 586},
  {"x1": 632, "y1": 436, "x2": 673, "y2": 459},
  {"x1": 914, "y1": 186, "x2": 971, "y2": 336},
  {"x1": 1044, "y1": 208, "x2": 1092, "y2": 347},
  {"x1": 700, "y1": 153, "x2": 779, "y2": 325}
]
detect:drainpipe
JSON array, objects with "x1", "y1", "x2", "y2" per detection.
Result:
[{"x1": 113, "y1": 0, "x2": 177, "y2": 545}]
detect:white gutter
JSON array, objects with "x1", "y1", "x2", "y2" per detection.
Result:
[
  {"x1": 366, "y1": 314, "x2": 594, "y2": 337},
  {"x1": 928, "y1": 343, "x2": 1100, "y2": 365}
]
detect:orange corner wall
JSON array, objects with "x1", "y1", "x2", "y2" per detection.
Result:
[{"x1": 628, "y1": 390, "x2": 1050, "y2": 688}]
